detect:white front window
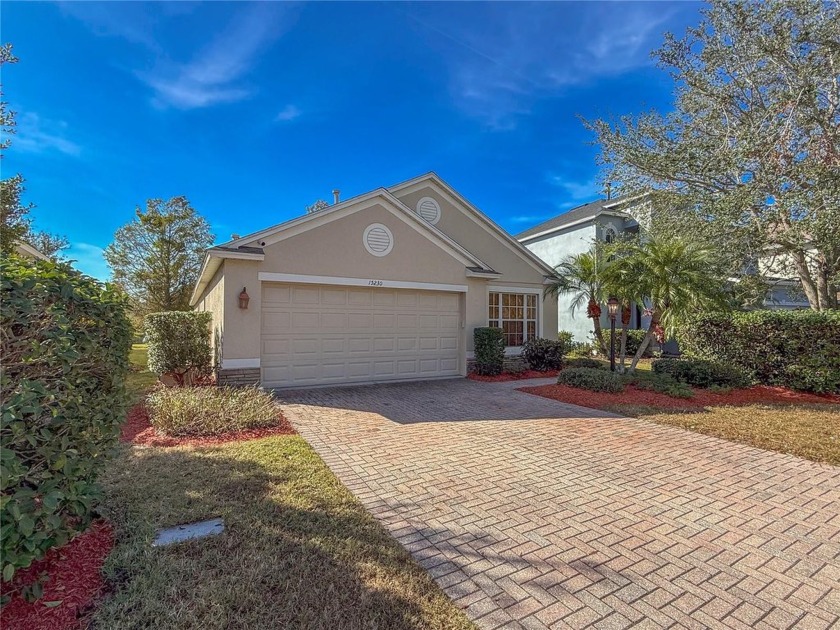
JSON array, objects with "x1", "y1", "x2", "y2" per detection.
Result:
[{"x1": 488, "y1": 292, "x2": 538, "y2": 347}]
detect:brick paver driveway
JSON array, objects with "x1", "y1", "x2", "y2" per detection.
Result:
[{"x1": 278, "y1": 379, "x2": 840, "y2": 630}]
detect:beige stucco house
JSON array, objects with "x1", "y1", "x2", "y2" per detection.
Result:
[{"x1": 191, "y1": 173, "x2": 558, "y2": 388}]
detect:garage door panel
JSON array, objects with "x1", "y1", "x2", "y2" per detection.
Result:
[
  {"x1": 397, "y1": 337, "x2": 416, "y2": 351},
  {"x1": 348, "y1": 313, "x2": 372, "y2": 328},
  {"x1": 322, "y1": 338, "x2": 345, "y2": 354},
  {"x1": 373, "y1": 313, "x2": 395, "y2": 329},
  {"x1": 320, "y1": 312, "x2": 346, "y2": 328},
  {"x1": 261, "y1": 283, "x2": 461, "y2": 387},
  {"x1": 263, "y1": 311, "x2": 291, "y2": 330}
]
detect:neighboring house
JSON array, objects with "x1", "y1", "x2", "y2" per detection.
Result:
[
  {"x1": 191, "y1": 173, "x2": 558, "y2": 388},
  {"x1": 15, "y1": 241, "x2": 49, "y2": 261},
  {"x1": 517, "y1": 195, "x2": 810, "y2": 345},
  {"x1": 517, "y1": 196, "x2": 650, "y2": 344}
]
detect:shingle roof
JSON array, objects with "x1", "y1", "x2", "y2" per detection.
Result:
[{"x1": 515, "y1": 197, "x2": 628, "y2": 241}]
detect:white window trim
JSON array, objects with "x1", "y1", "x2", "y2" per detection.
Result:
[
  {"x1": 486, "y1": 286, "x2": 542, "y2": 349},
  {"x1": 415, "y1": 196, "x2": 441, "y2": 224}
]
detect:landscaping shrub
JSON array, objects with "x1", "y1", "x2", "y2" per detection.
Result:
[
  {"x1": 783, "y1": 364, "x2": 840, "y2": 395},
  {"x1": 652, "y1": 358, "x2": 751, "y2": 389},
  {"x1": 145, "y1": 311, "x2": 212, "y2": 386},
  {"x1": 521, "y1": 337, "x2": 565, "y2": 371},
  {"x1": 146, "y1": 386, "x2": 279, "y2": 436},
  {"x1": 624, "y1": 329, "x2": 654, "y2": 358},
  {"x1": 677, "y1": 310, "x2": 840, "y2": 392},
  {"x1": 556, "y1": 367, "x2": 624, "y2": 393},
  {"x1": 473, "y1": 327, "x2": 505, "y2": 376},
  {"x1": 565, "y1": 357, "x2": 604, "y2": 369},
  {"x1": 557, "y1": 331, "x2": 574, "y2": 352},
  {"x1": 628, "y1": 372, "x2": 694, "y2": 399},
  {"x1": 1, "y1": 256, "x2": 131, "y2": 585}
]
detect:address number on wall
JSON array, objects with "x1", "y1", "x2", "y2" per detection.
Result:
[{"x1": 368, "y1": 280, "x2": 384, "y2": 286}]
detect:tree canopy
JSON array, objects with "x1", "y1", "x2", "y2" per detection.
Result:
[
  {"x1": 587, "y1": 0, "x2": 839, "y2": 311},
  {"x1": 104, "y1": 197, "x2": 214, "y2": 316}
]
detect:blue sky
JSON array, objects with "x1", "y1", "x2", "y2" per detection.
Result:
[{"x1": 3, "y1": 1, "x2": 701, "y2": 280}]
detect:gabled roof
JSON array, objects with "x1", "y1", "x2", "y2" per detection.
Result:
[
  {"x1": 388, "y1": 172, "x2": 557, "y2": 277},
  {"x1": 516, "y1": 195, "x2": 641, "y2": 242},
  {"x1": 190, "y1": 184, "x2": 499, "y2": 305}
]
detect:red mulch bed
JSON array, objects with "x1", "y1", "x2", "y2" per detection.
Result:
[
  {"x1": 468, "y1": 370, "x2": 559, "y2": 383},
  {"x1": 120, "y1": 402, "x2": 296, "y2": 448},
  {"x1": 1, "y1": 521, "x2": 113, "y2": 630},
  {"x1": 518, "y1": 383, "x2": 840, "y2": 412}
]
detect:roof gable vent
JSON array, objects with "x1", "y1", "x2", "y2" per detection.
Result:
[
  {"x1": 363, "y1": 223, "x2": 394, "y2": 257},
  {"x1": 416, "y1": 197, "x2": 441, "y2": 224}
]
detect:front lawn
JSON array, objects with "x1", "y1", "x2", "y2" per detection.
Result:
[
  {"x1": 522, "y1": 382, "x2": 840, "y2": 465},
  {"x1": 91, "y1": 346, "x2": 474, "y2": 629}
]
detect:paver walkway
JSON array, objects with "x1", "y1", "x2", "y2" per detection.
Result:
[{"x1": 278, "y1": 378, "x2": 840, "y2": 630}]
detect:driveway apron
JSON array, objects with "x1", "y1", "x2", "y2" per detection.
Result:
[{"x1": 278, "y1": 379, "x2": 840, "y2": 630}]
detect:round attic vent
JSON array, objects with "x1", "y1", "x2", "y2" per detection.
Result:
[
  {"x1": 363, "y1": 223, "x2": 393, "y2": 257},
  {"x1": 415, "y1": 196, "x2": 441, "y2": 224}
]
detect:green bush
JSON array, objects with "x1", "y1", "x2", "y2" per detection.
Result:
[
  {"x1": 565, "y1": 357, "x2": 604, "y2": 369},
  {"x1": 652, "y1": 358, "x2": 751, "y2": 389},
  {"x1": 145, "y1": 311, "x2": 212, "y2": 385},
  {"x1": 783, "y1": 364, "x2": 840, "y2": 395},
  {"x1": 556, "y1": 367, "x2": 624, "y2": 393},
  {"x1": 473, "y1": 327, "x2": 505, "y2": 376},
  {"x1": 628, "y1": 372, "x2": 694, "y2": 398},
  {"x1": 146, "y1": 386, "x2": 279, "y2": 436},
  {"x1": 1, "y1": 256, "x2": 131, "y2": 585},
  {"x1": 521, "y1": 337, "x2": 565, "y2": 371},
  {"x1": 624, "y1": 329, "x2": 654, "y2": 358},
  {"x1": 557, "y1": 331, "x2": 574, "y2": 352},
  {"x1": 677, "y1": 311, "x2": 840, "y2": 392}
]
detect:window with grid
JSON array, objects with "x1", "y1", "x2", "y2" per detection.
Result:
[{"x1": 488, "y1": 292, "x2": 538, "y2": 347}]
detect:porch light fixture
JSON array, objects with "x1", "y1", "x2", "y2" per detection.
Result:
[
  {"x1": 607, "y1": 297, "x2": 619, "y2": 372},
  {"x1": 238, "y1": 287, "x2": 250, "y2": 310},
  {"x1": 607, "y1": 297, "x2": 620, "y2": 320}
]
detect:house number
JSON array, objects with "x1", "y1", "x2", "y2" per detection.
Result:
[{"x1": 368, "y1": 280, "x2": 383, "y2": 286}]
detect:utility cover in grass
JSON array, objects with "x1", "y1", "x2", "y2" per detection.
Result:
[{"x1": 153, "y1": 518, "x2": 224, "y2": 547}]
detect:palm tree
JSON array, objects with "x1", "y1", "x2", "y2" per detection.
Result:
[
  {"x1": 609, "y1": 236, "x2": 730, "y2": 372},
  {"x1": 546, "y1": 249, "x2": 609, "y2": 355}
]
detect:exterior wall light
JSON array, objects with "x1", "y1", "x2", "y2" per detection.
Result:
[{"x1": 238, "y1": 287, "x2": 250, "y2": 310}]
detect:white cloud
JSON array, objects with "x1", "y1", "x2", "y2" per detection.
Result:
[
  {"x1": 548, "y1": 174, "x2": 600, "y2": 200},
  {"x1": 66, "y1": 242, "x2": 110, "y2": 280},
  {"x1": 13, "y1": 113, "x2": 81, "y2": 156},
  {"x1": 410, "y1": 3, "x2": 677, "y2": 130},
  {"x1": 275, "y1": 104, "x2": 301, "y2": 122},
  {"x1": 137, "y1": 4, "x2": 297, "y2": 109}
]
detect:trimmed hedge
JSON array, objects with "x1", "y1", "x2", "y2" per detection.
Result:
[
  {"x1": 521, "y1": 337, "x2": 565, "y2": 371},
  {"x1": 652, "y1": 358, "x2": 750, "y2": 389},
  {"x1": 565, "y1": 357, "x2": 604, "y2": 370},
  {"x1": 145, "y1": 311, "x2": 212, "y2": 386},
  {"x1": 473, "y1": 327, "x2": 505, "y2": 376},
  {"x1": 556, "y1": 367, "x2": 624, "y2": 393},
  {"x1": 1, "y1": 256, "x2": 131, "y2": 584},
  {"x1": 678, "y1": 311, "x2": 840, "y2": 393},
  {"x1": 147, "y1": 386, "x2": 278, "y2": 436}
]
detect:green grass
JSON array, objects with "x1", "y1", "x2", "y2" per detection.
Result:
[
  {"x1": 126, "y1": 344, "x2": 157, "y2": 403},
  {"x1": 609, "y1": 403, "x2": 840, "y2": 466},
  {"x1": 94, "y1": 437, "x2": 475, "y2": 629},
  {"x1": 101, "y1": 344, "x2": 474, "y2": 629}
]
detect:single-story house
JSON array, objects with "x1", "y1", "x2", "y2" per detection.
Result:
[{"x1": 191, "y1": 173, "x2": 558, "y2": 388}]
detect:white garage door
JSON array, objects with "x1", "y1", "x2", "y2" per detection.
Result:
[{"x1": 261, "y1": 283, "x2": 462, "y2": 388}]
